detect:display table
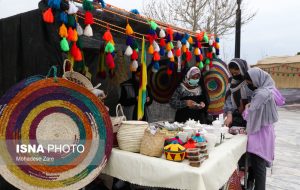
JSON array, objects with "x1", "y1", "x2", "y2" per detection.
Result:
[{"x1": 102, "y1": 135, "x2": 247, "y2": 190}]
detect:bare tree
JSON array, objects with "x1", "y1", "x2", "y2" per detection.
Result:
[{"x1": 142, "y1": 0, "x2": 256, "y2": 36}]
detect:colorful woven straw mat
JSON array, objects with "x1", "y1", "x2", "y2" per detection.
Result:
[
  {"x1": 0, "y1": 73, "x2": 113, "y2": 190},
  {"x1": 148, "y1": 62, "x2": 182, "y2": 104},
  {"x1": 203, "y1": 59, "x2": 230, "y2": 116}
]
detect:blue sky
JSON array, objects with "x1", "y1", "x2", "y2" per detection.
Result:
[{"x1": 1, "y1": 0, "x2": 299, "y2": 65}]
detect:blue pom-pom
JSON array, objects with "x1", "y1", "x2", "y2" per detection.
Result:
[
  {"x1": 166, "y1": 35, "x2": 171, "y2": 43},
  {"x1": 154, "y1": 62, "x2": 160, "y2": 70},
  {"x1": 48, "y1": 0, "x2": 61, "y2": 9},
  {"x1": 99, "y1": 0, "x2": 106, "y2": 8},
  {"x1": 174, "y1": 32, "x2": 182, "y2": 41},
  {"x1": 196, "y1": 56, "x2": 201, "y2": 62},
  {"x1": 200, "y1": 48, "x2": 203, "y2": 54},
  {"x1": 130, "y1": 9, "x2": 140, "y2": 15},
  {"x1": 148, "y1": 29, "x2": 156, "y2": 35},
  {"x1": 193, "y1": 41, "x2": 198, "y2": 48},
  {"x1": 181, "y1": 38, "x2": 187, "y2": 44},
  {"x1": 184, "y1": 33, "x2": 190, "y2": 40},
  {"x1": 59, "y1": 12, "x2": 68, "y2": 24},
  {"x1": 170, "y1": 62, "x2": 175, "y2": 70},
  {"x1": 111, "y1": 52, "x2": 116, "y2": 57},
  {"x1": 126, "y1": 36, "x2": 133, "y2": 46},
  {"x1": 216, "y1": 49, "x2": 220, "y2": 55},
  {"x1": 216, "y1": 37, "x2": 220, "y2": 43},
  {"x1": 159, "y1": 48, "x2": 165, "y2": 56}
]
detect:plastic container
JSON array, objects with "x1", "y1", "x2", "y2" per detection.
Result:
[
  {"x1": 199, "y1": 148, "x2": 208, "y2": 154},
  {"x1": 202, "y1": 153, "x2": 209, "y2": 160},
  {"x1": 188, "y1": 155, "x2": 201, "y2": 161},
  {"x1": 189, "y1": 161, "x2": 201, "y2": 167},
  {"x1": 196, "y1": 142, "x2": 207, "y2": 149},
  {"x1": 186, "y1": 148, "x2": 200, "y2": 156}
]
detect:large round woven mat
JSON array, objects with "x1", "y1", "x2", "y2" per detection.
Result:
[
  {"x1": 0, "y1": 76, "x2": 113, "y2": 190},
  {"x1": 148, "y1": 62, "x2": 182, "y2": 104},
  {"x1": 203, "y1": 59, "x2": 230, "y2": 115}
]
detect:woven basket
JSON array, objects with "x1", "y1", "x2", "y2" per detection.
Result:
[
  {"x1": 110, "y1": 104, "x2": 126, "y2": 147},
  {"x1": 140, "y1": 128, "x2": 165, "y2": 157},
  {"x1": 117, "y1": 121, "x2": 148, "y2": 153},
  {"x1": 0, "y1": 66, "x2": 113, "y2": 190}
]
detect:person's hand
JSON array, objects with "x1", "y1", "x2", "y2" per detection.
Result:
[
  {"x1": 224, "y1": 113, "x2": 233, "y2": 127},
  {"x1": 199, "y1": 102, "x2": 205, "y2": 109},
  {"x1": 186, "y1": 100, "x2": 197, "y2": 109},
  {"x1": 245, "y1": 103, "x2": 251, "y2": 110}
]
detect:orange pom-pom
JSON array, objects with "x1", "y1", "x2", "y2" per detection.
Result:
[
  {"x1": 125, "y1": 23, "x2": 134, "y2": 35},
  {"x1": 166, "y1": 43, "x2": 172, "y2": 51},
  {"x1": 153, "y1": 51, "x2": 160, "y2": 61},
  {"x1": 175, "y1": 48, "x2": 181, "y2": 57},
  {"x1": 59, "y1": 24, "x2": 68, "y2": 38},
  {"x1": 200, "y1": 54, "x2": 204, "y2": 61},
  {"x1": 67, "y1": 27, "x2": 74, "y2": 41},
  {"x1": 194, "y1": 48, "x2": 200, "y2": 56},
  {"x1": 188, "y1": 37, "x2": 194, "y2": 44},
  {"x1": 148, "y1": 44, "x2": 154, "y2": 54},
  {"x1": 182, "y1": 45, "x2": 187, "y2": 53},
  {"x1": 71, "y1": 43, "x2": 82, "y2": 61},
  {"x1": 197, "y1": 32, "x2": 204, "y2": 41},
  {"x1": 215, "y1": 43, "x2": 220, "y2": 49},
  {"x1": 73, "y1": 30, "x2": 78, "y2": 42},
  {"x1": 43, "y1": 8, "x2": 54, "y2": 23},
  {"x1": 103, "y1": 30, "x2": 113, "y2": 42},
  {"x1": 170, "y1": 56, "x2": 175, "y2": 62}
]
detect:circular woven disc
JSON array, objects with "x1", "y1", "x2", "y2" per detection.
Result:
[
  {"x1": 0, "y1": 76, "x2": 113, "y2": 190},
  {"x1": 203, "y1": 59, "x2": 230, "y2": 115}
]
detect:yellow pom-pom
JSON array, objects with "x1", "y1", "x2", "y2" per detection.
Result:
[
  {"x1": 215, "y1": 43, "x2": 220, "y2": 49},
  {"x1": 182, "y1": 45, "x2": 187, "y2": 53},
  {"x1": 170, "y1": 56, "x2": 175, "y2": 62},
  {"x1": 166, "y1": 43, "x2": 172, "y2": 51},
  {"x1": 125, "y1": 23, "x2": 134, "y2": 35},
  {"x1": 194, "y1": 48, "x2": 200, "y2": 56}
]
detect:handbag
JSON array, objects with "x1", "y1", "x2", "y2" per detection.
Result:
[{"x1": 140, "y1": 128, "x2": 165, "y2": 157}]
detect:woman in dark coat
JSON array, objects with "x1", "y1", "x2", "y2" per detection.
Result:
[{"x1": 170, "y1": 66, "x2": 209, "y2": 124}]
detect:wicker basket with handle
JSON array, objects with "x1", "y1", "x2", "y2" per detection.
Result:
[{"x1": 140, "y1": 128, "x2": 165, "y2": 157}]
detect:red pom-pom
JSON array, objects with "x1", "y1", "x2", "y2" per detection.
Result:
[
  {"x1": 131, "y1": 50, "x2": 138, "y2": 60},
  {"x1": 85, "y1": 11, "x2": 94, "y2": 25},
  {"x1": 197, "y1": 32, "x2": 204, "y2": 41},
  {"x1": 153, "y1": 51, "x2": 160, "y2": 61},
  {"x1": 209, "y1": 60, "x2": 213, "y2": 68},
  {"x1": 43, "y1": 8, "x2": 54, "y2": 23},
  {"x1": 200, "y1": 54, "x2": 204, "y2": 61},
  {"x1": 166, "y1": 27, "x2": 174, "y2": 41},
  {"x1": 106, "y1": 53, "x2": 115, "y2": 69},
  {"x1": 146, "y1": 34, "x2": 154, "y2": 44},
  {"x1": 67, "y1": 27, "x2": 74, "y2": 41},
  {"x1": 166, "y1": 68, "x2": 173, "y2": 75},
  {"x1": 71, "y1": 43, "x2": 82, "y2": 61},
  {"x1": 206, "y1": 52, "x2": 213, "y2": 59},
  {"x1": 160, "y1": 38, "x2": 166, "y2": 47},
  {"x1": 186, "y1": 51, "x2": 192, "y2": 62},
  {"x1": 175, "y1": 48, "x2": 181, "y2": 57},
  {"x1": 103, "y1": 30, "x2": 113, "y2": 42}
]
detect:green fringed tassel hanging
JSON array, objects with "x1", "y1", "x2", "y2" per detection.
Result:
[
  {"x1": 199, "y1": 61, "x2": 204, "y2": 69},
  {"x1": 105, "y1": 42, "x2": 115, "y2": 53},
  {"x1": 83, "y1": 0, "x2": 94, "y2": 11},
  {"x1": 203, "y1": 33, "x2": 209, "y2": 43},
  {"x1": 76, "y1": 36, "x2": 83, "y2": 49},
  {"x1": 60, "y1": 37, "x2": 69, "y2": 52},
  {"x1": 149, "y1": 20, "x2": 158, "y2": 30}
]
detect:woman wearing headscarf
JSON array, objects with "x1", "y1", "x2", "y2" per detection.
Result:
[
  {"x1": 170, "y1": 66, "x2": 209, "y2": 123},
  {"x1": 243, "y1": 67, "x2": 285, "y2": 190},
  {"x1": 224, "y1": 58, "x2": 253, "y2": 127}
]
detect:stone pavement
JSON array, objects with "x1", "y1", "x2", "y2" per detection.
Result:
[{"x1": 266, "y1": 106, "x2": 300, "y2": 190}]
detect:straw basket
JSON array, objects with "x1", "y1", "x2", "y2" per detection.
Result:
[
  {"x1": 117, "y1": 121, "x2": 148, "y2": 152},
  {"x1": 140, "y1": 128, "x2": 165, "y2": 157},
  {"x1": 0, "y1": 66, "x2": 113, "y2": 190},
  {"x1": 110, "y1": 104, "x2": 126, "y2": 146}
]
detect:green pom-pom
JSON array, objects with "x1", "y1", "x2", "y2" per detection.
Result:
[
  {"x1": 135, "y1": 48, "x2": 139, "y2": 52},
  {"x1": 208, "y1": 46, "x2": 213, "y2": 52},
  {"x1": 199, "y1": 61, "x2": 204, "y2": 69},
  {"x1": 213, "y1": 53, "x2": 217, "y2": 59},
  {"x1": 182, "y1": 53, "x2": 186, "y2": 61},
  {"x1": 60, "y1": 37, "x2": 69, "y2": 52},
  {"x1": 77, "y1": 37, "x2": 83, "y2": 49},
  {"x1": 149, "y1": 20, "x2": 158, "y2": 30},
  {"x1": 203, "y1": 33, "x2": 209, "y2": 43},
  {"x1": 205, "y1": 58, "x2": 210, "y2": 65},
  {"x1": 105, "y1": 42, "x2": 115, "y2": 53},
  {"x1": 132, "y1": 40, "x2": 139, "y2": 50},
  {"x1": 170, "y1": 42, "x2": 174, "y2": 49},
  {"x1": 83, "y1": 0, "x2": 94, "y2": 11},
  {"x1": 68, "y1": 15, "x2": 76, "y2": 28}
]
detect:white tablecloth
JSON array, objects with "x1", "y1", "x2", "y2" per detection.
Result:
[{"x1": 102, "y1": 135, "x2": 247, "y2": 190}]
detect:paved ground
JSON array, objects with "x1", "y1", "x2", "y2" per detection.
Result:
[{"x1": 266, "y1": 106, "x2": 300, "y2": 190}]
